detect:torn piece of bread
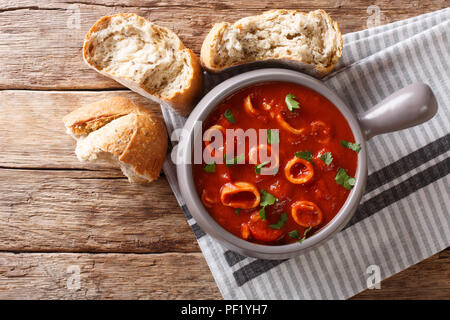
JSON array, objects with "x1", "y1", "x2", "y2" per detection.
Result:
[
  {"x1": 201, "y1": 9, "x2": 343, "y2": 77},
  {"x1": 63, "y1": 97, "x2": 168, "y2": 183},
  {"x1": 83, "y1": 13, "x2": 203, "y2": 117}
]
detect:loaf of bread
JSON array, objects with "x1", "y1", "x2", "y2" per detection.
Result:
[
  {"x1": 83, "y1": 13, "x2": 203, "y2": 117},
  {"x1": 201, "y1": 9, "x2": 342, "y2": 77},
  {"x1": 63, "y1": 97, "x2": 168, "y2": 183}
]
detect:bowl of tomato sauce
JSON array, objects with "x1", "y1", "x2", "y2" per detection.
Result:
[{"x1": 176, "y1": 68, "x2": 437, "y2": 260}]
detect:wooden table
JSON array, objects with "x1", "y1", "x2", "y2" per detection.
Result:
[{"x1": 0, "y1": 0, "x2": 448, "y2": 299}]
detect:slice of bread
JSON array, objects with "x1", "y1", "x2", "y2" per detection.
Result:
[
  {"x1": 83, "y1": 13, "x2": 203, "y2": 117},
  {"x1": 201, "y1": 9, "x2": 343, "y2": 77},
  {"x1": 63, "y1": 97, "x2": 168, "y2": 183}
]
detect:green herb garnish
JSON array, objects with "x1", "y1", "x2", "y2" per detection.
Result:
[
  {"x1": 224, "y1": 153, "x2": 245, "y2": 167},
  {"x1": 288, "y1": 230, "x2": 300, "y2": 239},
  {"x1": 259, "y1": 207, "x2": 266, "y2": 221},
  {"x1": 258, "y1": 190, "x2": 278, "y2": 221},
  {"x1": 289, "y1": 226, "x2": 313, "y2": 243},
  {"x1": 224, "y1": 109, "x2": 235, "y2": 123},
  {"x1": 267, "y1": 129, "x2": 280, "y2": 145},
  {"x1": 335, "y1": 168, "x2": 356, "y2": 190},
  {"x1": 320, "y1": 152, "x2": 333, "y2": 166},
  {"x1": 295, "y1": 151, "x2": 314, "y2": 164},
  {"x1": 203, "y1": 162, "x2": 216, "y2": 173},
  {"x1": 260, "y1": 190, "x2": 278, "y2": 207},
  {"x1": 235, "y1": 208, "x2": 241, "y2": 216},
  {"x1": 341, "y1": 140, "x2": 361, "y2": 153},
  {"x1": 255, "y1": 161, "x2": 270, "y2": 174},
  {"x1": 285, "y1": 93, "x2": 300, "y2": 112},
  {"x1": 269, "y1": 212, "x2": 288, "y2": 230}
]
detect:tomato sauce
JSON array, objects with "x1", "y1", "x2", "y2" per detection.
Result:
[{"x1": 192, "y1": 82, "x2": 358, "y2": 245}]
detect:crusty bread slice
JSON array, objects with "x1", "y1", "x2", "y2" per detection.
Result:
[
  {"x1": 201, "y1": 9, "x2": 343, "y2": 77},
  {"x1": 63, "y1": 97, "x2": 168, "y2": 183},
  {"x1": 83, "y1": 13, "x2": 203, "y2": 117}
]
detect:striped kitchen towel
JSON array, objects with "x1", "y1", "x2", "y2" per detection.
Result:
[{"x1": 161, "y1": 8, "x2": 450, "y2": 299}]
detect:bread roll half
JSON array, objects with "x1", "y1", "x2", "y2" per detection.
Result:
[
  {"x1": 83, "y1": 13, "x2": 203, "y2": 117},
  {"x1": 201, "y1": 9, "x2": 343, "y2": 77},
  {"x1": 63, "y1": 97, "x2": 168, "y2": 183}
]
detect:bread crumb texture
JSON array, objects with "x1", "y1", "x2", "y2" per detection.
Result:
[
  {"x1": 84, "y1": 13, "x2": 200, "y2": 113},
  {"x1": 202, "y1": 9, "x2": 342, "y2": 75},
  {"x1": 63, "y1": 97, "x2": 168, "y2": 184}
]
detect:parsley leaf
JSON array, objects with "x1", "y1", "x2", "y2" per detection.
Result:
[
  {"x1": 341, "y1": 140, "x2": 361, "y2": 153},
  {"x1": 259, "y1": 207, "x2": 266, "y2": 221},
  {"x1": 285, "y1": 93, "x2": 300, "y2": 112},
  {"x1": 267, "y1": 129, "x2": 280, "y2": 145},
  {"x1": 320, "y1": 152, "x2": 333, "y2": 166},
  {"x1": 295, "y1": 151, "x2": 314, "y2": 164},
  {"x1": 289, "y1": 226, "x2": 313, "y2": 243},
  {"x1": 203, "y1": 162, "x2": 216, "y2": 173},
  {"x1": 258, "y1": 190, "x2": 278, "y2": 221},
  {"x1": 269, "y1": 212, "x2": 288, "y2": 230},
  {"x1": 255, "y1": 161, "x2": 270, "y2": 174},
  {"x1": 224, "y1": 109, "x2": 235, "y2": 123},
  {"x1": 335, "y1": 168, "x2": 356, "y2": 190},
  {"x1": 288, "y1": 230, "x2": 300, "y2": 239},
  {"x1": 224, "y1": 153, "x2": 245, "y2": 167},
  {"x1": 260, "y1": 190, "x2": 278, "y2": 207},
  {"x1": 235, "y1": 208, "x2": 241, "y2": 216}
]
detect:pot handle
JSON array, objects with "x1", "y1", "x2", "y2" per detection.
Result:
[{"x1": 357, "y1": 83, "x2": 438, "y2": 140}]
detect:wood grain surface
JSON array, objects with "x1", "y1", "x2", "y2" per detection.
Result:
[{"x1": 0, "y1": 0, "x2": 448, "y2": 300}]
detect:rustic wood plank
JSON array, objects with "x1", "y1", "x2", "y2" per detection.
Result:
[
  {"x1": 0, "y1": 0, "x2": 447, "y2": 89},
  {"x1": 0, "y1": 252, "x2": 222, "y2": 299},
  {"x1": 0, "y1": 168, "x2": 200, "y2": 252},
  {"x1": 0, "y1": 90, "x2": 164, "y2": 169},
  {"x1": 353, "y1": 249, "x2": 450, "y2": 299},
  {"x1": 0, "y1": 249, "x2": 447, "y2": 299}
]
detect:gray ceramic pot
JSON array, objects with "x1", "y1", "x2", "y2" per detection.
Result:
[{"x1": 176, "y1": 68, "x2": 437, "y2": 260}]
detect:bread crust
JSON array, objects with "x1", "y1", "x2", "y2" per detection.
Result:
[
  {"x1": 200, "y1": 9, "x2": 343, "y2": 77},
  {"x1": 64, "y1": 97, "x2": 168, "y2": 183},
  {"x1": 83, "y1": 13, "x2": 203, "y2": 117}
]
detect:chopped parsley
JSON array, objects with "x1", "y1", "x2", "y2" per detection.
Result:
[
  {"x1": 289, "y1": 226, "x2": 313, "y2": 243},
  {"x1": 320, "y1": 152, "x2": 333, "y2": 166},
  {"x1": 203, "y1": 162, "x2": 216, "y2": 173},
  {"x1": 224, "y1": 153, "x2": 245, "y2": 167},
  {"x1": 224, "y1": 109, "x2": 235, "y2": 123},
  {"x1": 267, "y1": 129, "x2": 280, "y2": 145},
  {"x1": 259, "y1": 207, "x2": 266, "y2": 221},
  {"x1": 335, "y1": 168, "x2": 356, "y2": 190},
  {"x1": 235, "y1": 208, "x2": 241, "y2": 216},
  {"x1": 295, "y1": 151, "x2": 314, "y2": 164},
  {"x1": 269, "y1": 212, "x2": 288, "y2": 230},
  {"x1": 258, "y1": 189, "x2": 278, "y2": 221},
  {"x1": 285, "y1": 93, "x2": 300, "y2": 112},
  {"x1": 288, "y1": 229, "x2": 300, "y2": 239},
  {"x1": 341, "y1": 140, "x2": 361, "y2": 153},
  {"x1": 260, "y1": 190, "x2": 278, "y2": 207},
  {"x1": 255, "y1": 161, "x2": 270, "y2": 174}
]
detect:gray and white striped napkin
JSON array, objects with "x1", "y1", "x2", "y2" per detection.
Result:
[{"x1": 161, "y1": 8, "x2": 450, "y2": 299}]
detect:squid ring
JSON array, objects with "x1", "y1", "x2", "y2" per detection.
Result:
[
  {"x1": 284, "y1": 157, "x2": 314, "y2": 184},
  {"x1": 201, "y1": 189, "x2": 218, "y2": 208},
  {"x1": 220, "y1": 182, "x2": 261, "y2": 209},
  {"x1": 276, "y1": 114, "x2": 305, "y2": 135},
  {"x1": 291, "y1": 201, "x2": 323, "y2": 227},
  {"x1": 248, "y1": 212, "x2": 284, "y2": 242},
  {"x1": 204, "y1": 124, "x2": 225, "y2": 156},
  {"x1": 244, "y1": 95, "x2": 260, "y2": 116}
]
